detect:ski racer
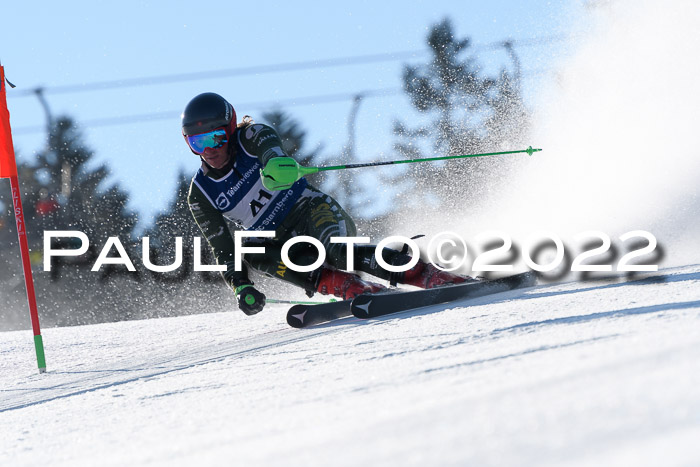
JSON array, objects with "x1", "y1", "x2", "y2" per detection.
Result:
[{"x1": 183, "y1": 92, "x2": 474, "y2": 315}]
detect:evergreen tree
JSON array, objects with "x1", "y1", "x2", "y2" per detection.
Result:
[
  {"x1": 329, "y1": 95, "x2": 364, "y2": 216},
  {"x1": 392, "y1": 18, "x2": 529, "y2": 213},
  {"x1": 262, "y1": 109, "x2": 320, "y2": 167},
  {"x1": 483, "y1": 41, "x2": 529, "y2": 147},
  {"x1": 0, "y1": 116, "x2": 141, "y2": 328},
  {"x1": 33, "y1": 116, "x2": 137, "y2": 245}
]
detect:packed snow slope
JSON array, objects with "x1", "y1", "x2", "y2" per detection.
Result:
[{"x1": 2, "y1": 264, "x2": 700, "y2": 467}]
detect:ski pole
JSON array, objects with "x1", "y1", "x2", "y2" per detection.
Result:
[
  {"x1": 267, "y1": 298, "x2": 339, "y2": 305},
  {"x1": 262, "y1": 146, "x2": 541, "y2": 190}
]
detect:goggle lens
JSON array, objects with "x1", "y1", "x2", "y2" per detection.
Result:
[{"x1": 186, "y1": 128, "x2": 228, "y2": 154}]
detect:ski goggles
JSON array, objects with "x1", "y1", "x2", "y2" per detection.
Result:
[{"x1": 185, "y1": 128, "x2": 228, "y2": 154}]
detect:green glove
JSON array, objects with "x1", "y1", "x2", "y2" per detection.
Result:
[
  {"x1": 260, "y1": 157, "x2": 318, "y2": 191},
  {"x1": 235, "y1": 284, "x2": 266, "y2": 316}
]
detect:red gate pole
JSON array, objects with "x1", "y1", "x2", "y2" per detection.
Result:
[
  {"x1": 1, "y1": 64, "x2": 46, "y2": 373},
  {"x1": 10, "y1": 175, "x2": 46, "y2": 372}
]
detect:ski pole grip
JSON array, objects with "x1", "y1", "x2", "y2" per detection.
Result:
[{"x1": 261, "y1": 157, "x2": 319, "y2": 191}]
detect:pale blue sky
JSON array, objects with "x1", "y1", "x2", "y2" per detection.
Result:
[{"x1": 1, "y1": 1, "x2": 583, "y2": 230}]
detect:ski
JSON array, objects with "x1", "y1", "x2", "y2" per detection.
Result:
[
  {"x1": 350, "y1": 270, "x2": 538, "y2": 319},
  {"x1": 286, "y1": 299, "x2": 353, "y2": 328},
  {"x1": 286, "y1": 271, "x2": 537, "y2": 328}
]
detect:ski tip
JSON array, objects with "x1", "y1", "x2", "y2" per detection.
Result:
[{"x1": 286, "y1": 304, "x2": 309, "y2": 328}]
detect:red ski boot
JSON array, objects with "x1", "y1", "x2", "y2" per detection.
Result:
[
  {"x1": 401, "y1": 262, "x2": 477, "y2": 289},
  {"x1": 317, "y1": 269, "x2": 386, "y2": 300}
]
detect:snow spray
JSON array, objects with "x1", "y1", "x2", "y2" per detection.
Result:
[{"x1": 406, "y1": 0, "x2": 700, "y2": 273}]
